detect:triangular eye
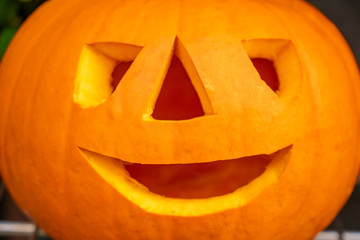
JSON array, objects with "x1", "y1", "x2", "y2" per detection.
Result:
[
  {"x1": 242, "y1": 39, "x2": 302, "y2": 100},
  {"x1": 150, "y1": 38, "x2": 213, "y2": 121},
  {"x1": 74, "y1": 42, "x2": 142, "y2": 108}
]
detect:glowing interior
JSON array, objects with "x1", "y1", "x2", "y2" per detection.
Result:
[
  {"x1": 125, "y1": 153, "x2": 272, "y2": 198},
  {"x1": 73, "y1": 46, "x2": 116, "y2": 108},
  {"x1": 251, "y1": 58, "x2": 279, "y2": 92}
]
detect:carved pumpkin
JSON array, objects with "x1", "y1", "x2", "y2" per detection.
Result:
[{"x1": 0, "y1": 0, "x2": 359, "y2": 239}]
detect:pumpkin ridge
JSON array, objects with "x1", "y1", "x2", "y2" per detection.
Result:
[
  {"x1": 0, "y1": 0, "x2": 88, "y2": 170},
  {"x1": 1, "y1": 0, "x2": 104, "y2": 179}
]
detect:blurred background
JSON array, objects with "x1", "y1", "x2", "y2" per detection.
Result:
[{"x1": 0, "y1": 0, "x2": 359, "y2": 239}]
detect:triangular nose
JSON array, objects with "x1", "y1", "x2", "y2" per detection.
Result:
[{"x1": 152, "y1": 55, "x2": 204, "y2": 120}]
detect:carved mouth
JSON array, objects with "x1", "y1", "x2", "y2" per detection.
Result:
[
  {"x1": 123, "y1": 151, "x2": 281, "y2": 199},
  {"x1": 79, "y1": 146, "x2": 292, "y2": 213}
]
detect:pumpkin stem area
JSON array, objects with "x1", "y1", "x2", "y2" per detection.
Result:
[{"x1": 124, "y1": 154, "x2": 273, "y2": 199}]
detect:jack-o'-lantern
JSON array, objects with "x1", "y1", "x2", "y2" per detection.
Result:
[{"x1": 0, "y1": 0, "x2": 359, "y2": 239}]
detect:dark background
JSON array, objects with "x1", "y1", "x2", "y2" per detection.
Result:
[
  {"x1": 308, "y1": 0, "x2": 360, "y2": 66},
  {"x1": 0, "y1": 0, "x2": 359, "y2": 239},
  {"x1": 306, "y1": 0, "x2": 360, "y2": 231}
]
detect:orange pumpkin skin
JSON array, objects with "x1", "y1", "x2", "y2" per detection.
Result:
[{"x1": 0, "y1": 0, "x2": 360, "y2": 239}]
